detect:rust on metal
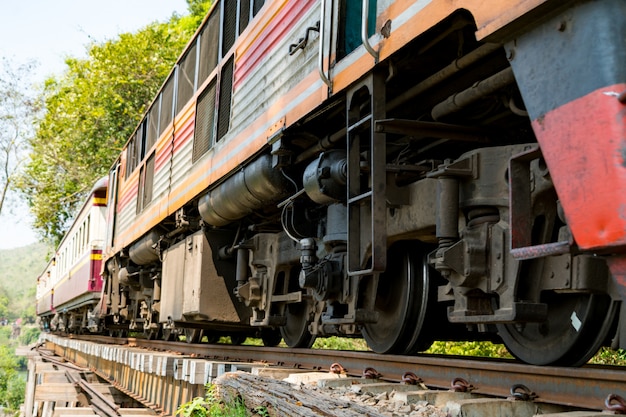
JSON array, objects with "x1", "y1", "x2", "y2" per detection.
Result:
[
  {"x1": 363, "y1": 367, "x2": 382, "y2": 379},
  {"x1": 605, "y1": 394, "x2": 626, "y2": 414},
  {"x1": 509, "y1": 384, "x2": 537, "y2": 401},
  {"x1": 401, "y1": 371, "x2": 423, "y2": 385},
  {"x1": 450, "y1": 377, "x2": 474, "y2": 392},
  {"x1": 330, "y1": 362, "x2": 346, "y2": 374}
]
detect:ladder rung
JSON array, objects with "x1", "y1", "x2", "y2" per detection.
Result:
[
  {"x1": 347, "y1": 190, "x2": 373, "y2": 205},
  {"x1": 348, "y1": 267, "x2": 380, "y2": 276},
  {"x1": 347, "y1": 115, "x2": 372, "y2": 133}
]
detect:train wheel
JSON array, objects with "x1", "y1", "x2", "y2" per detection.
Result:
[
  {"x1": 261, "y1": 328, "x2": 282, "y2": 347},
  {"x1": 184, "y1": 328, "x2": 203, "y2": 344},
  {"x1": 280, "y1": 301, "x2": 315, "y2": 348},
  {"x1": 362, "y1": 243, "x2": 434, "y2": 354},
  {"x1": 204, "y1": 332, "x2": 219, "y2": 344},
  {"x1": 497, "y1": 293, "x2": 618, "y2": 366},
  {"x1": 230, "y1": 334, "x2": 247, "y2": 345}
]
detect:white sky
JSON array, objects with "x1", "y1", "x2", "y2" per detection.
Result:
[{"x1": 0, "y1": 0, "x2": 189, "y2": 249}]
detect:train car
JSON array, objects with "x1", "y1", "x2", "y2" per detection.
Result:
[
  {"x1": 36, "y1": 177, "x2": 108, "y2": 333},
  {"x1": 98, "y1": 0, "x2": 626, "y2": 365}
]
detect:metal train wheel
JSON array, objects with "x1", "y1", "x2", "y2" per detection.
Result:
[
  {"x1": 362, "y1": 243, "x2": 433, "y2": 354},
  {"x1": 497, "y1": 293, "x2": 618, "y2": 366},
  {"x1": 230, "y1": 334, "x2": 247, "y2": 345},
  {"x1": 280, "y1": 301, "x2": 315, "y2": 348},
  {"x1": 204, "y1": 332, "x2": 219, "y2": 344},
  {"x1": 261, "y1": 328, "x2": 283, "y2": 347}
]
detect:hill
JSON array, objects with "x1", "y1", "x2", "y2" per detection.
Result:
[{"x1": 0, "y1": 242, "x2": 52, "y2": 321}]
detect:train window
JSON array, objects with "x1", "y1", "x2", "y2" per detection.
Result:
[
  {"x1": 136, "y1": 152, "x2": 156, "y2": 214},
  {"x1": 253, "y1": 0, "x2": 264, "y2": 15},
  {"x1": 217, "y1": 56, "x2": 234, "y2": 141},
  {"x1": 126, "y1": 137, "x2": 137, "y2": 178},
  {"x1": 146, "y1": 104, "x2": 159, "y2": 152},
  {"x1": 126, "y1": 119, "x2": 147, "y2": 178},
  {"x1": 338, "y1": 0, "x2": 377, "y2": 59},
  {"x1": 137, "y1": 165, "x2": 145, "y2": 214},
  {"x1": 137, "y1": 120, "x2": 147, "y2": 161},
  {"x1": 143, "y1": 153, "x2": 155, "y2": 209},
  {"x1": 160, "y1": 73, "x2": 175, "y2": 135},
  {"x1": 106, "y1": 164, "x2": 119, "y2": 248},
  {"x1": 86, "y1": 214, "x2": 90, "y2": 246},
  {"x1": 222, "y1": 0, "x2": 237, "y2": 57},
  {"x1": 239, "y1": 0, "x2": 251, "y2": 35},
  {"x1": 177, "y1": 42, "x2": 198, "y2": 114},
  {"x1": 193, "y1": 78, "x2": 217, "y2": 162},
  {"x1": 198, "y1": 6, "x2": 220, "y2": 86}
]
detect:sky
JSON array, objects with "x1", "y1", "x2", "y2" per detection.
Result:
[{"x1": 0, "y1": 0, "x2": 189, "y2": 249}]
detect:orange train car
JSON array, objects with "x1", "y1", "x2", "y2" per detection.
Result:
[{"x1": 44, "y1": 0, "x2": 626, "y2": 366}]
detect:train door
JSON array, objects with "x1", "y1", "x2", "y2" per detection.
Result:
[
  {"x1": 336, "y1": 0, "x2": 377, "y2": 61},
  {"x1": 322, "y1": 0, "x2": 378, "y2": 89}
]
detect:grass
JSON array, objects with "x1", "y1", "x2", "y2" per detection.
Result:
[{"x1": 177, "y1": 384, "x2": 268, "y2": 417}]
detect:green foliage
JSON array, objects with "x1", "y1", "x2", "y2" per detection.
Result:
[
  {"x1": 0, "y1": 326, "x2": 10, "y2": 343},
  {"x1": 18, "y1": 6, "x2": 208, "y2": 244},
  {"x1": 0, "y1": 242, "x2": 51, "y2": 323},
  {"x1": 426, "y1": 341, "x2": 513, "y2": 358},
  {"x1": 186, "y1": 0, "x2": 214, "y2": 26},
  {"x1": 312, "y1": 336, "x2": 369, "y2": 351},
  {"x1": 589, "y1": 347, "x2": 626, "y2": 365},
  {"x1": 19, "y1": 326, "x2": 41, "y2": 346},
  {"x1": 0, "y1": 344, "x2": 25, "y2": 411},
  {"x1": 176, "y1": 384, "x2": 248, "y2": 417}
]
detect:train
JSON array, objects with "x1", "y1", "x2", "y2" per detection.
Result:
[
  {"x1": 36, "y1": 0, "x2": 626, "y2": 366},
  {"x1": 36, "y1": 177, "x2": 108, "y2": 333}
]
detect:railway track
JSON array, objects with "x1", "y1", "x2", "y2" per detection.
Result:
[{"x1": 35, "y1": 333, "x2": 626, "y2": 416}]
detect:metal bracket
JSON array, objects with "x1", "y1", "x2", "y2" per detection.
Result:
[{"x1": 289, "y1": 21, "x2": 320, "y2": 55}]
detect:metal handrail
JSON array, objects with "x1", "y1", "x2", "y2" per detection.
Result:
[
  {"x1": 362, "y1": 0, "x2": 379, "y2": 61},
  {"x1": 318, "y1": 0, "x2": 332, "y2": 88}
]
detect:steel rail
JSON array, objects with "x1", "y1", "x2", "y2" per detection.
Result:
[
  {"x1": 127, "y1": 338, "x2": 626, "y2": 411},
  {"x1": 64, "y1": 334, "x2": 626, "y2": 411},
  {"x1": 64, "y1": 369, "x2": 121, "y2": 417}
]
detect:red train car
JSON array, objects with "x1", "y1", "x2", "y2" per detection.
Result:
[{"x1": 36, "y1": 177, "x2": 108, "y2": 333}]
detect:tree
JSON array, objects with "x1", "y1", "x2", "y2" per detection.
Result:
[
  {"x1": 0, "y1": 58, "x2": 40, "y2": 217},
  {"x1": 186, "y1": 0, "x2": 213, "y2": 23},
  {"x1": 17, "y1": 7, "x2": 208, "y2": 244},
  {"x1": 0, "y1": 344, "x2": 23, "y2": 411}
]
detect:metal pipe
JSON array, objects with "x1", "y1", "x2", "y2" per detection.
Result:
[
  {"x1": 388, "y1": 43, "x2": 502, "y2": 112},
  {"x1": 431, "y1": 67, "x2": 515, "y2": 120}
]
